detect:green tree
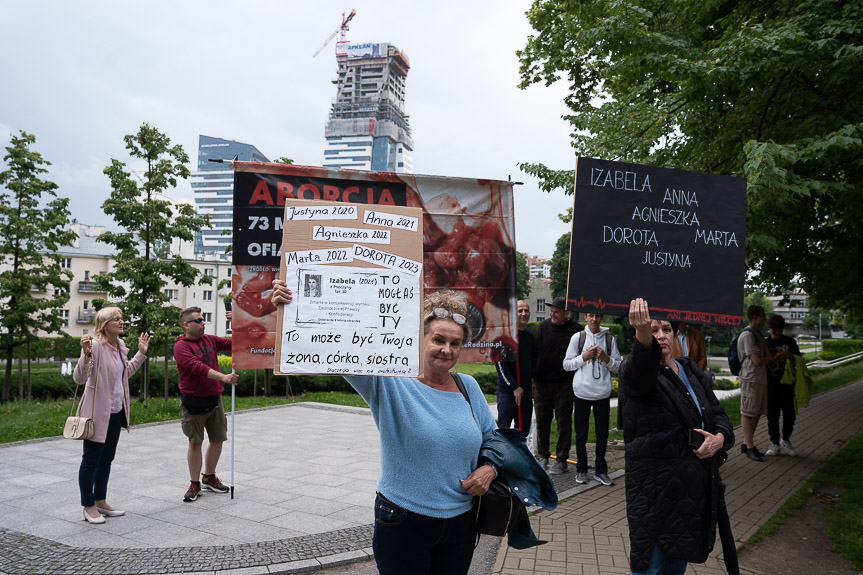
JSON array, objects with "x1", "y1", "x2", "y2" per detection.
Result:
[
  {"x1": 744, "y1": 291, "x2": 774, "y2": 320},
  {"x1": 96, "y1": 123, "x2": 210, "y2": 400},
  {"x1": 517, "y1": 0, "x2": 863, "y2": 322},
  {"x1": 273, "y1": 157, "x2": 294, "y2": 164},
  {"x1": 0, "y1": 132, "x2": 76, "y2": 402},
  {"x1": 515, "y1": 251, "x2": 531, "y2": 300},
  {"x1": 548, "y1": 232, "x2": 571, "y2": 299}
]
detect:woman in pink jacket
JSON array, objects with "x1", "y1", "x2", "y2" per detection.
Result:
[{"x1": 74, "y1": 307, "x2": 149, "y2": 524}]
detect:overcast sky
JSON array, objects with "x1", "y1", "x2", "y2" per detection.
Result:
[{"x1": 1, "y1": 0, "x2": 576, "y2": 259}]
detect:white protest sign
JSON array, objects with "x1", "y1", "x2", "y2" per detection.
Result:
[
  {"x1": 280, "y1": 264, "x2": 420, "y2": 375},
  {"x1": 276, "y1": 199, "x2": 424, "y2": 376}
]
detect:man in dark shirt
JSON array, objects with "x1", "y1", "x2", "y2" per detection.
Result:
[
  {"x1": 533, "y1": 297, "x2": 581, "y2": 474},
  {"x1": 764, "y1": 314, "x2": 801, "y2": 457},
  {"x1": 495, "y1": 300, "x2": 536, "y2": 436}
]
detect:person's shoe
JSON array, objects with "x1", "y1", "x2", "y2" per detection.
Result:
[
  {"x1": 741, "y1": 444, "x2": 748, "y2": 454},
  {"x1": 538, "y1": 457, "x2": 549, "y2": 469},
  {"x1": 765, "y1": 443, "x2": 782, "y2": 457},
  {"x1": 575, "y1": 471, "x2": 588, "y2": 484},
  {"x1": 780, "y1": 438, "x2": 798, "y2": 457},
  {"x1": 82, "y1": 508, "x2": 105, "y2": 524},
  {"x1": 746, "y1": 447, "x2": 765, "y2": 462},
  {"x1": 201, "y1": 474, "x2": 229, "y2": 493},
  {"x1": 183, "y1": 481, "x2": 201, "y2": 502},
  {"x1": 96, "y1": 506, "x2": 125, "y2": 517},
  {"x1": 595, "y1": 473, "x2": 614, "y2": 486},
  {"x1": 548, "y1": 460, "x2": 568, "y2": 475}
]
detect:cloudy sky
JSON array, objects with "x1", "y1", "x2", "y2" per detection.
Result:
[{"x1": 1, "y1": 0, "x2": 576, "y2": 258}]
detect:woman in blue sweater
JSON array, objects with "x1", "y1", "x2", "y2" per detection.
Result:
[{"x1": 273, "y1": 282, "x2": 497, "y2": 574}]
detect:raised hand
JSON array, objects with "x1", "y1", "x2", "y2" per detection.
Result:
[
  {"x1": 629, "y1": 298, "x2": 653, "y2": 347},
  {"x1": 138, "y1": 333, "x2": 150, "y2": 355}
]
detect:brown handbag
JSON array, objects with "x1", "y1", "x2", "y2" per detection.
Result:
[{"x1": 64, "y1": 347, "x2": 99, "y2": 440}]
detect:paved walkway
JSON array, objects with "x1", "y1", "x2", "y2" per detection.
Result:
[
  {"x1": 1, "y1": 380, "x2": 861, "y2": 575},
  {"x1": 493, "y1": 379, "x2": 863, "y2": 574}
]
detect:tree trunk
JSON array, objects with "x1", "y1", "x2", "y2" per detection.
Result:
[
  {"x1": 27, "y1": 339, "x2": 31, "y2": 400},
  {"x1": 253, "y1": 369, "x2": 257, "y2": 398},
  {"x1": 265, "y1": 369, "x2": 272, "y2": 396},
  {"x1": 2, "y1": 347, "x2": 12, "y2": 403},
  {"x1": 164, "y1": 338, "x2": 169, "y2": 400},
  {"x1": 18, "y1": 338, "x2": 24, "y2": 401}
]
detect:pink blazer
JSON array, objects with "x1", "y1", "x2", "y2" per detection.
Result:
[{"x1": 73, "y1": 338, "x2": 146, "y2": 443}]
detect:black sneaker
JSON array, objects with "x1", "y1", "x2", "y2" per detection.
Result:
[
  {"x1": 746, "y1": 447, "x2": 765, "y2": 462},
  {"x1": 184, "y1": 482, "x2": 201, "y2": 502},
  {"x1": 201, "y1": 474, "x2": 229, "y2": 493}
]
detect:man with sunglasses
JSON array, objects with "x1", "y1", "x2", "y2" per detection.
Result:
[{"x1": 175, "y1": 307, "x2": 238, "y2": 502}]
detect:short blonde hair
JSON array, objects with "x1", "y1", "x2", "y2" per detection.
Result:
[
  {"x1": 93, "y1": 307, "x2": 122, "y2": 342},
  {"x1": 423, "y1": 290, "x2": 470, "y2": 340}
]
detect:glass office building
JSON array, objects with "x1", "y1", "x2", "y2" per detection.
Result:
[{"x1": 191, "y1": 135, "x2": 269, "y2": 258}]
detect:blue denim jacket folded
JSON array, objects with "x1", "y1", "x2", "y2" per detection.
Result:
[{"x1": 479, "y1": 427, "x2": 558, "y2": 549}]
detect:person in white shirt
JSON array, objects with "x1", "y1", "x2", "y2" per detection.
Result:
[{"x1": 563, "y1": 313, "x2": 621, "y2": 485}]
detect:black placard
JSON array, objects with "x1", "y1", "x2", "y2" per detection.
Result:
[
  {"x1": 566, "y1": 157, "x2": 746, "y2": 326},
  {"x1": 233, "y1": 172, "x2": 408, "y2": 266}
]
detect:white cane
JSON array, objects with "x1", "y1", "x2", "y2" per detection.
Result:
[{"x1": 231, "y1": 368, "x2": 235, "y2": 499}]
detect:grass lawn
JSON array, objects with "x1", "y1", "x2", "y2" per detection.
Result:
[
  {"x1": 748, "y1": 428, "x2": 863, "y2": 570},
  {"x1": 2, "y1": 360, "x2": 860, "y2": 445}
]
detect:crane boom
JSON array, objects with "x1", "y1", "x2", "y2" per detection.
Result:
[{"x1": 312, "y1": 9, "x2": 357, "y2": 58}]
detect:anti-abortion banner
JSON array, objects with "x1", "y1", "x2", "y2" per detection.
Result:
[
  {"x1": 566, "y1": 157, "x2": 746, "y2": 326},
  {"x1": 231, "y1": 163, "x2": 517, "y2": 369},
  {"x1": 275, "y1": 200, "x2": 423, "y2": 376}
]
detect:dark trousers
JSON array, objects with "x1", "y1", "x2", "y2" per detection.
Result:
[
  {"x1": 533, "y1": 379, "x2": 573, "y2": 461},
  {"x1": 767, "y1": 380, "x2": 796, "y2": 444},
  {"x1": 574, "y1": 396, "x2": 610, "y2": 474},
  {"x1": 496, "y1": 390, "x2": 533, "y2": 437},
  {"x1": 79, "y1": 409, "x2": 124, "y2": 507},
  {"x1": 373, "y1": 493, "x2": 476, "y2": 575}
]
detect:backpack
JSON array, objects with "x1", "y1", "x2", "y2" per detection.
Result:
[
  {"x1": 576, "y1": 330, "x2": 613, "y2": 356},
  {"x1": 728, "y1": 327, "x2": 753, "y2": 376}
]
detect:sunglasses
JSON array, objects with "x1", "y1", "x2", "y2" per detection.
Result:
[
  {"x1": 187, "y1": 318, "x2": 205, "y2": 324},
  {"x1": 428, "y1": 307, "x2": 467, "y2": 325}
]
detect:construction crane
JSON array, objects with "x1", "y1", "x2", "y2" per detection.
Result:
[{"x1": 312, "y1": 9, "x2": 357, "y2": 58}]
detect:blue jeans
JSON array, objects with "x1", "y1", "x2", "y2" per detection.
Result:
[
  {"x1": 373, "y1": 493, "x2": 476, "y2": 575},
  {"x1": 78, "y1": 409, "x2": 124, "y2": 507},
  {"x1": 632, "y1": 544, "x2": 688, "y2": 575},
  {"x1": 574, "y1": 396, "x2": 610, "y2": 474}
]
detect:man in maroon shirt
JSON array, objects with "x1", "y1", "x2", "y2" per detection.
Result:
[{"x1": 175, "y1": 306, "x2": 238, "y2": 502}]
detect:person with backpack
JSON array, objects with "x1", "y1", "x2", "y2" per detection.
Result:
[
  {"x1": 563, "y1": 312, "x2": 621, "y2": 486},
  {"x1": 737, "y1": 305, "x2": 787, "y2": 462}
]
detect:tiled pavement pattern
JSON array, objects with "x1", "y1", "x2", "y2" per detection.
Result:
[
  {"x1": 2, "y1": 380, "x2": 861, "y2": 574},
  {"x1": 494, "y1": 379, "x2": 863, "y2": 574},
  {"x1": 0, "y1": 403, "x2": 380, "y2": 574}
]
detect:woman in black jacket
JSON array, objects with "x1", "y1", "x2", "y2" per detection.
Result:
[{"x1": 619, "y1": 298, "x2": 734, "y2": 574}]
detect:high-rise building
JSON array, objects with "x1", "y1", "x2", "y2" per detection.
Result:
[
  {"x1": 323, "y1": 42, "x2": 413, "y2": 173},
  {"x1": 191, "y1": 135, "x2": 269, "y2": 258}
]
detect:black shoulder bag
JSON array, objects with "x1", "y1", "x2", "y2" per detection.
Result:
[{"x1": 452, "y1": 373, "x2": 522, "y2": 539}]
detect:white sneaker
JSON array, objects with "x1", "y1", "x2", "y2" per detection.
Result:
[
  {"x1": 765, "y1": 443, "x2": 782, "y2": 457},
  {"x1": 780, "y1": 438, "x2": 798, "y2": 457}
]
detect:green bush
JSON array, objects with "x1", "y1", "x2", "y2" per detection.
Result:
[
  {"x1": 822, "y1": 339, "x2": 862, "y2": 358},
  {"x1": 819, "y1": 351, "x2": 839, "y2": 361}
]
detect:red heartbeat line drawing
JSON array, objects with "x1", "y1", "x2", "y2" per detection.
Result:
[{"x1": 567, "y1": 297, "x2": 629, "y2": 311}]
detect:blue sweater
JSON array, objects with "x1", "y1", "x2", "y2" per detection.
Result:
[{"x1": 345, "y1": 374, "x2": 497, "y2": 518}]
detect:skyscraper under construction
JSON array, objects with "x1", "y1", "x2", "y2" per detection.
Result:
[{"x1": 322, "y1": 42, "x2": 413, "y2": 173}]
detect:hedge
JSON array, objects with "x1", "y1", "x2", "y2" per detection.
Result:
[{"x1": 821, "y1": 339, "x2": 862, "y2": 360}]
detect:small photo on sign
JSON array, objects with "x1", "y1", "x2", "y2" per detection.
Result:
[{"x1": 304, "y1": 274, "x2": 322, "y2": 298}]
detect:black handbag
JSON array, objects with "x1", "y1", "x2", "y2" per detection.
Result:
[
  {"x1": 474, "y1": 477, "x2": 521, "y2": 537},
  {"x1": 451, "y1": 373, "x2": 525, "y2": 538}
]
